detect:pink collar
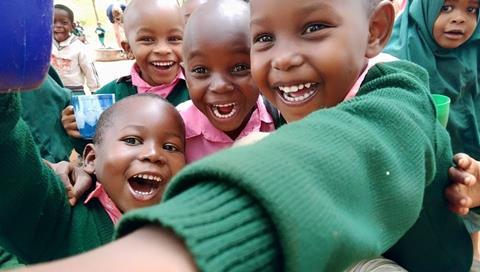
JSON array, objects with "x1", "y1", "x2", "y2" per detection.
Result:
[
  {"x1": 130, "y1": 64, "x2": 185, "y2": 98},
  {"x1": 179, "y1": 97, "x2": 274, "y2": 143},
  {"x1": 344, "y1": 53, "x2": 398, "y2": 100},
  {"x1": 84, "y1": 183, "x2": 122, "y2": 224}
]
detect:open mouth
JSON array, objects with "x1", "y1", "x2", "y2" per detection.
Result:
[
  {"x1": 127, "y1": 173, "x2": 163, "y2": 201},
  {"x1": 210, "y1": 102, "x2": 238, "y2": 119},
  {"x1": 277, "y1": 82, "x2": 319, "y2": 104},
  {"x1": 151, "y1": 61, "x2": 175, "y2": 70}
]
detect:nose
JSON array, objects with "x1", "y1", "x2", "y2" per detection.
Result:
[
  {"x1": 451, "y1": 12, "x2": 466, "y2": 24},
  {"x1": 139, "y1": 142, "x2": 167, "y2": 164},
  {"x1": 153, "y1": 41, "x2": 172, "y2": 55},
  {"x1": 209, "y1": 73, "x2": 234, "y2": 93},
  {"x1": 271, "y1": 46, "x2": 303, "y2": 71}
]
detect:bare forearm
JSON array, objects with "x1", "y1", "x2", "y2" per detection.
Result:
[{"x1": 16, "y1": 226, "x2": 197, "y2": 272}]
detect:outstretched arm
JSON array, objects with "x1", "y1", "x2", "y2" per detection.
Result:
[
  {"x1": 0, "y1": 93, "x2": 74, "y2": 263},
  {"x1": 17, "y1": 227, "x2": 196, "y2": 272}
]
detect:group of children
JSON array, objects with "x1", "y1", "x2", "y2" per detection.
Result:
[{"x1": 1, "y1": 0, "x2": 480, "y2": 271}]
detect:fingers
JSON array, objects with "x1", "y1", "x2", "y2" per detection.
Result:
[
  {"x1": 62, "y1": 106, "x2": 82, "y2": 138},
  {"x1": 449, "y1": 166, "x2": 476, "y2": 186},
  {"x1": 445, "y1": 183, "x2": 472, "y2": 215},
  {"x1": 70, "y1": 167, "x2": 94, "y2": 205},
  {"x1": 453, "y1": 153, "x2": 473, "y2": 170}
]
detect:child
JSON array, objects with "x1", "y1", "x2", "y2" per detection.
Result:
[
  {"x1": 384, "y1": 0, "x2": 480, "y2": 265},
  {"x1": 14, "y1": 0, "x2": 472, "y2": 271},
  {"x1": 0, "y1": 92, "x2": 186, "y2": 266},
  {"x1": 61, "y1": 0, "x2": 189, "y2": 139},
  {"x1": 95, "y1": 23, "x2": 106, "y2": 48},
  {"x1": 178, "y1": 0, "x2": 277, "y2": 163},
  {"x1": 51, "y1": 4, "x2": 100, "y2": 95}
]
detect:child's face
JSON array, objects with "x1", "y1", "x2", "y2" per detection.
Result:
[
  {"x1": 433, "y1": 0, "x2": 479, "y2": 49},
  {"x1": 91, "y1": 97, "x2": 186, "y2": 213},
  {"x1": 184, "y1": 19, "x2": 259, "y2": 139},
  {"x1": 123, "y1": 3, "x2": 184, "y2": 86},
  {"x1": 53, "y1": 9, "x2": 73, "y2": 43},
  {"x1": 250, "y1": 0, "x2": 372, "y2": 122}
]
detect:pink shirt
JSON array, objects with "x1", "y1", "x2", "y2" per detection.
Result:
[
  {"x1": 178, "y1": 97, "x2": 276, "y2": 163},
  {"x1": 130, "y1": 64, "x2": 185, "y2": 98},
  {"x1": 344, "y1": 53, "x2": 398, "y2": 100},
  {"x1": 84, "y1": 182, "x2": 122, "y2": 224}
]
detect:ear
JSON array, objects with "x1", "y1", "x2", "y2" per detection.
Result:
[
  {"x1": 82, "y1": 144, "x2": 97, "y2": 174},
  {"x1": 365, "y1": 1, "x2": 395, "y2": 58},
  {"x1": 121, "y1": 40, "x2": 135, "y2": 60}
]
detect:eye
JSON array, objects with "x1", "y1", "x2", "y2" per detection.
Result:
[
  {"x1": 192, "y1": 66, "x2": 208, "y2": 74},
  {"x1": 163, "y1": 143, "x2": 180, "y2": 152},
  {"x1": 168, "y1": 35, "x2": 183, "y2": 42},
  {"x1": 303, "y1": 23, "x2": 327, "y2": 34},
  {"x1": 139, "y1": 37, "x2": 154, "y2": 43},
  {"x1": 467, "y1": 7, "x2": 478, "y2": 14},
  {"x1": 441, "y1": 5, "x2": 453, "y2": 12},
  {"x1": 232, "y1": 64, "x2": 250, "y2": 74},
  {"x1": 253, "y1": 34, "x2": 274, "y2": 44},
  {"x1": 122, "y1": 137, "x2": 142, "y2": 145}
]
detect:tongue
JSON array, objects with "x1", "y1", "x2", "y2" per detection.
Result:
[{"x1": 217, "y1": 105, "x2": 234, "y2": 114}]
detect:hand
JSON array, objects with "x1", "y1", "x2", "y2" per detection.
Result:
[
  {"x1": 445, "y1": 153, "x2": 480, "y2": 215},
  {"x1": 43, "y1": 159, "x2": 93, "y2": 206},
  {"x1": 61, "y1": 105, "x2": 82, "y2": 138}
]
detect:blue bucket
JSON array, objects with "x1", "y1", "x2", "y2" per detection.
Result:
[{"x1": 0, "y1": 1, "x2": 53, "y2": 92}]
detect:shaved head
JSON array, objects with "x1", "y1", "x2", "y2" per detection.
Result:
[{"x1": 123, "y1": 0, "x2": 183, "y2": 38}]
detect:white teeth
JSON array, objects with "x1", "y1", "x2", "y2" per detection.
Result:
[
  {"x1": 212, "y1": 103, "x2": 237, "y2": 119},
  {"x1": 278, "y1": 83, "x2": 315, "y2": 93},
  {"x1": 282, "y1": 89, "x2": 316, "y2": 102},
  {"x1": 152, "y1": 61, "x2": 174, "y2": 67},
  {"x1": 133, "y1": 174, "x2": 162, "y2": 183}
]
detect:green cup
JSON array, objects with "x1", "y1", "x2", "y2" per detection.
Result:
[{"x1": 432, "y1": 94, "x2": 450, "y2": 127}]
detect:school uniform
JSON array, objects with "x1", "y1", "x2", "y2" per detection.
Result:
[
  {"x1": 116, "y1": 61, "x2": 472, "y2": 271},
  {"x1": 177, "y1": 97, "x2": 276, "y2": 163},
  {"x1": 0, "y1": 92, "x2": 114, "y2": 265},
  {"x1": 385, "y1": 0, "x2": 480, "y2": 233}
]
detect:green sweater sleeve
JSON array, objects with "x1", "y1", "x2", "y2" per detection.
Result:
[
  {"x1": 117, "y1": 61, "x2": 468, "y2": 271},
  {"x1": 0, "y1": 93, "x2": 74, "y2": 262}
]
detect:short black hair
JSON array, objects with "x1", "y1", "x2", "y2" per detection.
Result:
[
  {"x1": 93, "y1": 93, "x2": 182, "y2": 144},
  {"x1": 54, "y1": 4, "x2": 75, "y2": 23}
]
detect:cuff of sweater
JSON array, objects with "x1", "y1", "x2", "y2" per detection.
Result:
[{"x1": 116, "y1": 182, "x2": 280, "y2": 271}]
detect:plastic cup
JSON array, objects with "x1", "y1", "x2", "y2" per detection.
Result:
[
  {"x1": 0, "y1": 0, "x2": 53, "y2": 92},
  {"x1": 432, "y1": 94, "x2": 450, "y2": 128},
  {"x1": 71, "y1": 94, "x2": 115, "y2": 139}
]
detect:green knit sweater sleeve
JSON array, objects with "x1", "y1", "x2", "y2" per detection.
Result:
[
  {"x1": 117, "y1": 61, "x2": 461, "y2": 271},
  {"x1": 0, "y1": 93, "x2": 74, "y2": 262}
]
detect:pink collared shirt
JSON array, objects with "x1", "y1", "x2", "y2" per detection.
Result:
[
  {"x1": 344, "y1": 53, "x2": 398, "y2": 100},
  {"x1": 130, "y1": 64, "x2": 185, "y2": 98},
  {"x1": 84, "y1": 182, "x2": 122, "y2": 224},
  {"x1": 178, "y1": 97, "x2": 276, "y2": 163}
]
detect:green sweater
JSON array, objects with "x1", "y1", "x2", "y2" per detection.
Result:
[
  {"x1": 19, "y1": 67, "x2": 75, "y2": 162},
  {"x1": 117, "y1": 61, "x2": 472, "y2": 271},
  {"x1": 0, "y1": 93, "x2": 113, "y2": 265}
]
